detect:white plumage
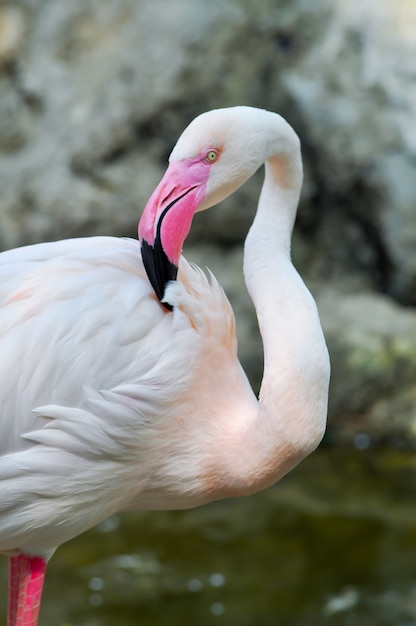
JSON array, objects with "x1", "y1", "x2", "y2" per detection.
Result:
[{"x1": 0, "y1": 236, "x2": 247, "y2": 556}]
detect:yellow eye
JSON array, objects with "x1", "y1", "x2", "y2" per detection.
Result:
[{"x1": 205, "y1": 150, "x2": 218, "y2": 163}]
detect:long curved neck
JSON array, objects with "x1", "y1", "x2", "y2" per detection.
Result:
[{"x1": 240, "y1": 153, "x2": 330, "y2": 491}]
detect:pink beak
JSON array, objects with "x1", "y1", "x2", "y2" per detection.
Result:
[{"x1": 138, "y1": 159, "x2": 210, "y2": 309}]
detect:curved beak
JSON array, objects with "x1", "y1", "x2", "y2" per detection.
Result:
[{"x1": 138, "y1": 160, "x2": 209, "y2": 310}]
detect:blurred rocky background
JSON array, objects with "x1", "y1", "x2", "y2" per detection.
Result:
[{"x1": 0, "y1": 0, "x2": 415, "y2": 447}]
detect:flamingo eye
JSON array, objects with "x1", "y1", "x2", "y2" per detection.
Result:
[{"x1": 205, "y1": 150, "x2": 218, "y2": 163}]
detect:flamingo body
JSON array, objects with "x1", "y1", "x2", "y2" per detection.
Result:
[
  {"x1": 0, "y1": 237, "x2": 255, "y2": 558},
  {"x1": 0, "y1": 106, "x2": 330, "y2": 625}
]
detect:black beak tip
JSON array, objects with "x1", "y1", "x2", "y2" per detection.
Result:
[
  {"x1": 161, "y1": 299, "x2": 174, "y2": 312},
  {"x1": 140, "y1": 238, "x2": 178, "y2": 311}
]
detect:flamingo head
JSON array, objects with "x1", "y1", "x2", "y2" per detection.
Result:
[
  {"x1": 138, "y1": 106, "x2": 287, "y2": 309},
  {"x1": 138, "y1": 147, "x2": 217, "y2": 310}
]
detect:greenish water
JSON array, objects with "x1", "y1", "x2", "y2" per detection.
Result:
[{"x1": 1, "y1": 447, "x2": 416, "y2": 625}]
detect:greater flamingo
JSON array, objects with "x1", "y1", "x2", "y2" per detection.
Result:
[{"x1": 0, "y1": 106, "x2": 330, "y2": 625}]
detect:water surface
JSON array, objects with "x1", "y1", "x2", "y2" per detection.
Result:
[{"x1": 1, "y1": 447, "x2": 416, "y2": 625}]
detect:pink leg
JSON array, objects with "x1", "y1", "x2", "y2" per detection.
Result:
[{"x1": 8, "y1": 555, "x2": 47, "y2": 626}]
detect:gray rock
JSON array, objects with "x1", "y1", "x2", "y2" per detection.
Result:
[
  {"x1": 317, "y1": 285, "x2": 416, "y2": 445},
  {"x1": 284, "y1": 0, "x2": 416, "y2": 304}
]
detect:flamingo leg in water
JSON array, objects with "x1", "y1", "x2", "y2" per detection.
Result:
[{"x1": 8, "y1": 555, "x2": 47, "y2": 626}]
